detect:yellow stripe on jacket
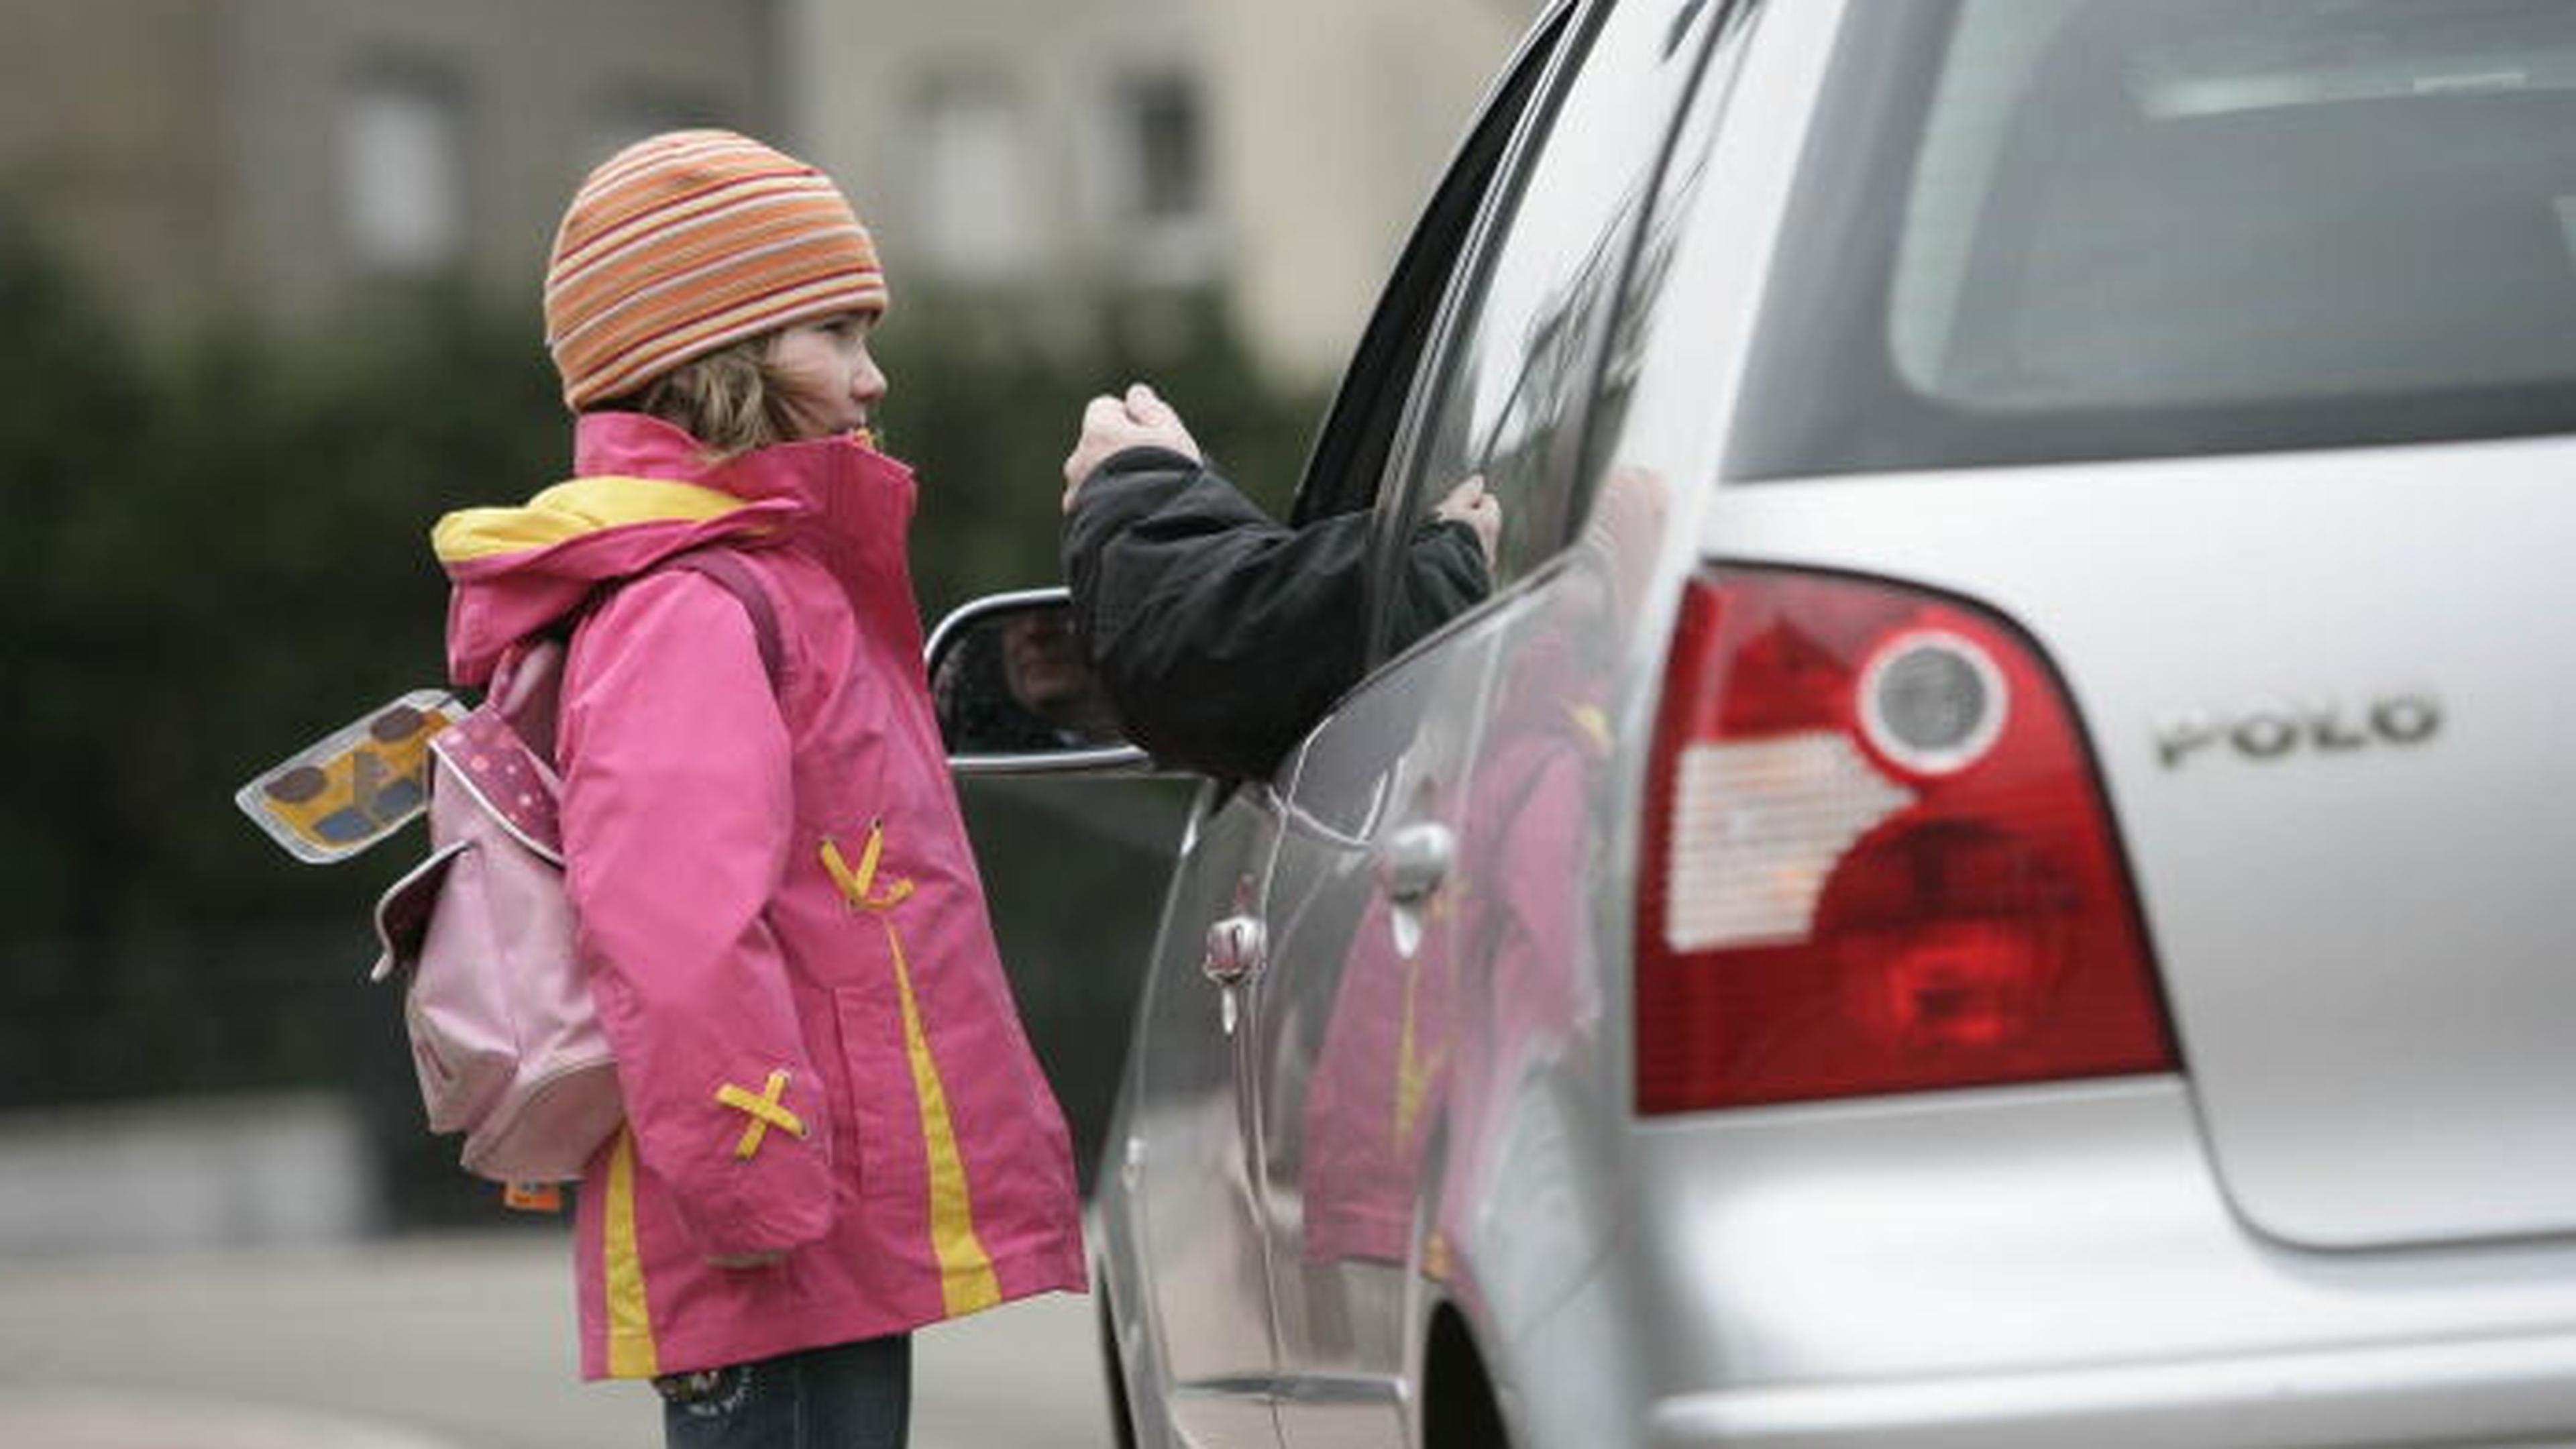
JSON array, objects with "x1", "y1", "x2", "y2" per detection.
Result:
[
  {"x1": 885, "y1": 916, "x2": 1004, "y2": 1316},
  {"x1": 602, "y1": 1128, "x2": 660, "y2": 1379},
  {"x1": 822, "y1": 824, "x2": 1004, "y2": 1316}
]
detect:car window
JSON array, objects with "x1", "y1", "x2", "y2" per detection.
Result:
[
  {"x1": 1732, "y1": 0, "x2": 2576, "y2": 477},
  {"x1": 1379, "y1": 0, "x2": 1722, "y2": 608},
  {"x1": 1289, "y1": 2, "x2": 1575, "y2": 527}
]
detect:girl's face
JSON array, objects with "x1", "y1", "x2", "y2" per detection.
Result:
[{"x1": 767, "y1": 310, "x2": 888, "y2": 442}]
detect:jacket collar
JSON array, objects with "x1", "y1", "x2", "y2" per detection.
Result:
[
  {"x1": 574, "y1": 411, "x2": 918, "y2": 572},
  {"x1": 437, "y1": 413, "x2": 920, "y2": 686},
  {"x1": 572, "y1": 411, "x2": 893, "y2": 514}
]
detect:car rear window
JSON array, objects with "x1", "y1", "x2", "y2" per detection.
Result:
[{"x1": 1729, "y1": 0, "x2": 2576, "y2": 478}]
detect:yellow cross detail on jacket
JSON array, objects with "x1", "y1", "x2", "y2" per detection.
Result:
[
  {"x1": 821, "y1": 820, "x2": 916, "y2": 912},
  {"x1": 716, "y1": 1069, "x2": 808, "y2": 1161}
]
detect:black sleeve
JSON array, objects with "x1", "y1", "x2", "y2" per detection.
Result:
[
  {"x1": 1062, "y1": 448, "x2": 1380, "y2": 780},
  {"x1": 1389, "y1": 517, "x2": 1490, "y2": 658}
]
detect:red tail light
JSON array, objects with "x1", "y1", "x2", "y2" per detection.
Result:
[{"x1": 1635, "y1": 569, "x2": 2174, "y2": 1114}]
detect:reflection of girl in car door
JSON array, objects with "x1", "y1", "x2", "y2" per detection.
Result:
[
  {"x1": 1300, "y1": 761, "x2": 1467, "y2": 1269},
  {"x1": 1297, "y1": 466, "x2": 1664, "y2": 1305},
  {"x1": 1293, "y1": 604, "x2": 1605, "y2": 1285}
]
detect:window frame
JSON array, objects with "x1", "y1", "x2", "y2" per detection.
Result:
[
  {"x1": 338, "y1": 60, "x2": 472, "y2": 278},
  {"x1": 1353, "y1": 0, "x2": 1731, "y2": 664},
  {"x1": 910, "y1": 72, "x2": 1042, "y2": 284},
  {"x1": 1285, "y1": 0, "x2": 1584, "y2": 532}
]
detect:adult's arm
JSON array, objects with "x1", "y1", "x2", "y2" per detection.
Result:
[{"x1": 1063, "y1": 447, "x2": 1487, "y2": 779}]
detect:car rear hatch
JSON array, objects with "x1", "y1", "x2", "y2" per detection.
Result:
[
  {"x1": 2074, "y1": 439, "x2": 2576, "y2": 1250},
  {"x1": 1704, "y1": 0, "x2": 2576, "y2": 1250},
  {"x1": 1706, "y1": 435, "x2": 2576, "y2": 1250}
]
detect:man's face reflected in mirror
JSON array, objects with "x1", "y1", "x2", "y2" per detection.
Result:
[{"x1": 1000, "y1": 608, "x2": 1124, "y2": 744}]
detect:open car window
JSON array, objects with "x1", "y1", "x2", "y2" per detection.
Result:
[
  {"x1": 1377, "y1": 0, "x2": 1723, "y2": 613},
  {"x1": 1288, "y1": 0, "x2": 1578, "y2": 528}
]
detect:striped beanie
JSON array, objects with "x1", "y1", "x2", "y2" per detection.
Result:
[{"x1": 543, "y1": 129, "x2": 889, "y2": 412}]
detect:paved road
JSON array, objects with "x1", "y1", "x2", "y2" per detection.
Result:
[{"x1": 0, "y1": 1233, "x2": 1116, "y2": 1448}]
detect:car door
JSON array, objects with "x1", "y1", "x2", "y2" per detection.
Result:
[
  {"x1": 1112, "y1": 11, "x2": 1574, "y2": 1446},
  {"x1": 1118, "y1": 780, "x2": 1291, "y2": 1449},
  {"x1": 1250, "y1": 2, "x2": 1737, "y2": 1443}
]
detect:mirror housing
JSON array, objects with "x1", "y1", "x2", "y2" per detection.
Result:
[{"x1": 924, "y1": 588, "x2": 1152, "y2": 776}]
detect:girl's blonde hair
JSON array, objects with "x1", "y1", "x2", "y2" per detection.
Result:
[{"x1": 622, "y1": 335, "x2": 806, "y2": 458}]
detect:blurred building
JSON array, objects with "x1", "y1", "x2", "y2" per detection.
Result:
[
  {"x1": 0, "y1": 0, "x2": 1533, "y2": 1253},
  {"x1": 0, "y1": 0, "x2": 777, "y2": 346},
  {"x1": 1193, "y1": 0, "x2": 1532, "y2": 382},
  {"x1": 784, "y1": 0, "x2": 1531, "y2": 384},
  {"x1": 0, "y1": 0, "x2": 1529, "y2": 379}
]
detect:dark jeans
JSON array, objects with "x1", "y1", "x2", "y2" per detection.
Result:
[{"x1": 658, "y1": 1335, "x2": 912, "y2": 1449}]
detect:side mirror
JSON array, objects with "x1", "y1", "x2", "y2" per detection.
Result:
[{"x1": 924, "y1": 588, "x2": 1152, "y2": 776}]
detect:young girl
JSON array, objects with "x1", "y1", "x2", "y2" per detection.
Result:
[{"x1": 429, "y1": 129, "x2": 1085, "y2": 1448}]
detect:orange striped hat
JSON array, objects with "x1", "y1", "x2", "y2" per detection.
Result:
[{"x1": 543, "y1": 129, "x2": 889, "y2": 411}]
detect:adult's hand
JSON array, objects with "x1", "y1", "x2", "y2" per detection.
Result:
[
  {"x1": 1063, "y1": 382, "x2": 1203, "y2": 512},
  {"x1": 1433, "y1": 475, "x2": 1502, "y2": 570}
]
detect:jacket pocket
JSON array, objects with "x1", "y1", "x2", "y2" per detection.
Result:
[{"x1": 828, "y1": 981, "x2": 906, "y2": 1215}]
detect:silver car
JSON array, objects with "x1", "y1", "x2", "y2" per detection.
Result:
[{"x1": 931, "y1": 0, "x2": 2576, "y2": 1444}]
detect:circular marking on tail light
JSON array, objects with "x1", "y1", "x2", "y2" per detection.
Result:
[{"x1": 1859, "y1": 630, "x2": 2006, "y2": 776}]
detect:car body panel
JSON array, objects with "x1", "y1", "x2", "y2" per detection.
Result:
[
  {"x1": 1118, "y1": 788, "x2": 1289, "y2": 1446},
  {"x1": 1253, "y1": 627, "x2": 1499, "y2": 1448},
  {"x1": 1698, "y1": 437, "x2": 2576, "y2": 1248},
  {"x1": 1053, "y1": 0, "x2": 2576, "y2": 1444},
  {"x1": 1621, "y1": 1081, "x2": 2576, "y2": 1447}
]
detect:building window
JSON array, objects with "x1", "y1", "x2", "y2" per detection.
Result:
[
  {"x1": 1120, "y1": 74, "x2": 1205, "y2": 223},
  {"x1": 918, "y1": 79, "x2": 1038, "y2": 282},
  {"x1": 340, "y1": 69, "x2": 466, "y2": 276},
  {"x1": 1112, "y1": 72, "x2": 1213, "y2": 284}
]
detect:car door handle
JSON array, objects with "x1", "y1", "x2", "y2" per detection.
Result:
[
  {"x1": 1202, "y1": 912, "x2": 1267, "y2": 987},
  {"x1": 1379, "y1": 822, "x2": 1456, "y2": 906}
]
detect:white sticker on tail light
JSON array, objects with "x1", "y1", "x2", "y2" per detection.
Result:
[{"x1": 1666, "y1": 733, "x2": 1915, "y2": 952}]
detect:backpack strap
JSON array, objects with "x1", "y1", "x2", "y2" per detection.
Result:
[
  {"x1": 487, "y1": 548, "x2": 788, "y2": 767},
  {"x1": 659, "y1": 547, "x2": 786, "y2": 691}
]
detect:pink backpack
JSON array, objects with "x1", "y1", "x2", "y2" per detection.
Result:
[{"x1": 368, "y1": 551, "x2": 782, "y2": 1190}]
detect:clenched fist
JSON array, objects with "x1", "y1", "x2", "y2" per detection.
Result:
[{"x1": 1063, "y1": 382, "x2": 1203, "y2": 513}]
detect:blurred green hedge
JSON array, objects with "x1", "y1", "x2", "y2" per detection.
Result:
[{"x1": 0, "y1": 226, "x2": 1316, "y2": 1218}]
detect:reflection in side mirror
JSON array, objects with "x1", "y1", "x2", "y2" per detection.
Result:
[{"x1": 923, "y1": 588, "x2": 1152, "y2": 776}]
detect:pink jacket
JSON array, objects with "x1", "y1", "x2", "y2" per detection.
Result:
[{"x1": 435, "y1": 413, "x2": 1085, "y2": 1380}]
